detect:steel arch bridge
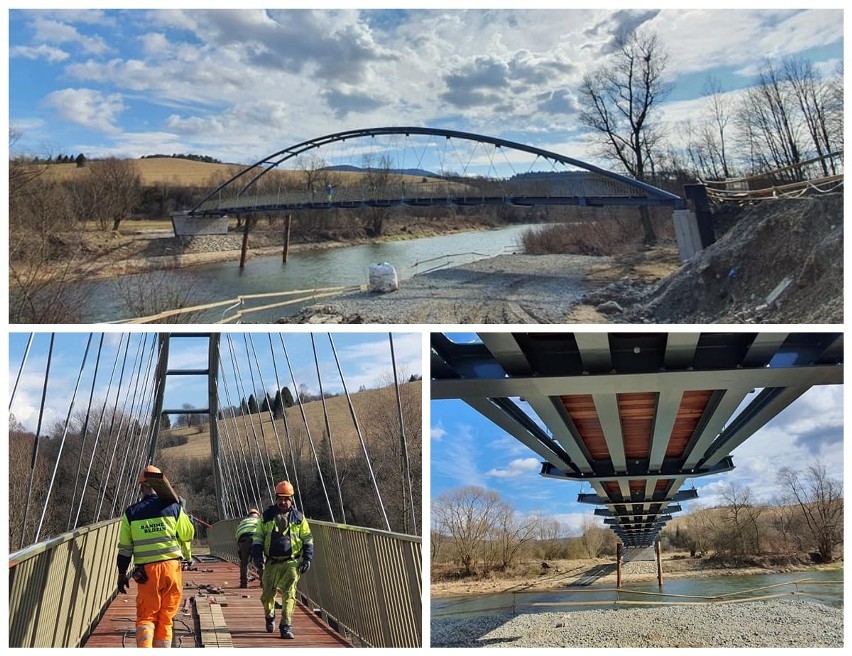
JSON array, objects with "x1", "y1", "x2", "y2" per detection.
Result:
[{"x1": 183, "y1": 126, "x2": 686, "y2": 218}]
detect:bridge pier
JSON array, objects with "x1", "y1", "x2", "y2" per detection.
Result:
[
  {"x1": 616, "y1": 543, "x2": 623, "y2": 588},
  {"x1": 655, "y1": 539, "x2": 663, "y2": 588}
]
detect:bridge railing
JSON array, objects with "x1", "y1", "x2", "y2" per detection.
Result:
[
  {"x1": 8, "y1": 518, "x2": 122, "y2": 648},
  {"x1": 208, "y1": 518, "x2": 422, "y2": 648},
  {"x1": 195, "y1": 172, "x2": 647, "y2": 213}
]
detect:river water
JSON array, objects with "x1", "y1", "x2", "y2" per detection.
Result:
[
  {"x1": 75, "y1": 223, "x2": 538, "y2": 323},
  {"x1": 432, "y1": 570, "x2": 843, "y2": 618}
]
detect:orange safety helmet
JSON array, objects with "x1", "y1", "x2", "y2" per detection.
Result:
[
  {"x1": 274, "y1": 480, "x2": 295, "y2": 497},
  {"x1": 138, "y1": 465, "x2": 161, "y2": 485},
  {"x1": 247, "y1": 508, "x2": 260, "y2": 516}
]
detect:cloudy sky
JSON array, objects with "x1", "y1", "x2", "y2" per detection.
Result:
[
  {"x1": 8, "y1": 330, "x2": 423, "y2": 434},
  {"x1": 430, "y1": 335, "x2": 843, "y2": 536},
  {"x1": 8, "y1": 7, "x2": 844, "y2": 167}
]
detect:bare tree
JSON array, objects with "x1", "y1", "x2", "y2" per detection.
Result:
[
  {"x1": 577, "y1": 29, "x2": 672, "y2": 245},
  {"x1": 488, "y1": 503, "x2": 539, "y2": 570},
  {"x1": 432, "y1": 486, "x2": 502, "y2": 575},
  {"x1": 577, "y1": 517, "x2": 612, "y2": 558},
  {"x1": 777, "y1": 462, "x2": 843, "y2": 563},
  {"x1": 721, "y1": 483, "x2": 763, "y2": 555},
  {"x1": 783, "y1": 57, "x2": 842, "y2": 174},
  {"x1": 735, "y1": 61, "x2": 803, "y2": 175},
  {"x1": 69, "y1": 157, "x2": 142, "y2": 230}
]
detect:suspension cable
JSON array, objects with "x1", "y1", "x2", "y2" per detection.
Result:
[
  {"x1": 112, "y1": 336, "x2": 160, "y2": 517},
  {"x1": 96, "y1": 334, "x2": 147, "y2": 521},
  {"x1": 93, "y1": 334, "x2": 135, "y2": 521},
  {"x1": 67, "y1": 334, "x2": 105, "y2": 531},
  {"x1": 311, "y1": 334, "x2": 346, "y2": 524},
  {"x1": 389, "y1": 333, "x2": 418, "y2": 535},
  {"x1": 20, "y1": 333, "x2": 54, "y2": 549},
  {"x1": 328, "y1": 334, "x2": 390, "y2": 532},
  {"x1": 9, "y1": 332, "x2": 34, "y2": 411},
  {"x1": 267, "y1": 333, "x2": 303, "y2": 510},
  {"x1": 34, "y1": 334, "x2": 95, "y2": 543},
  {"x1": 241, "y1": 333, "x2": 279, "y2": 493},
  {"x1": 225, "y1": 334, "x2": 274, "y2": 500},
  {"x1": 73, "y1": 333, "x2": 127, "y2": 529},
  {"x1": 279, "y1": 333, "x2": 336, "y2": 522},
  {"x1": 245, "y1": 334, "x2": 291, "y2": 482}
]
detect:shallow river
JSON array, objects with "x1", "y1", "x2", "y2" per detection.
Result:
[
  {"x1": 75, "y1": 223, "x2": 539, "y2": 322},
  {"x1": 432, "y1": 570, "x2": 843, "y2": 618}
]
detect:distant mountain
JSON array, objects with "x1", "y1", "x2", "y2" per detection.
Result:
[{"x1": 321, "y1": 164, "x2": 439, "y2": 178}]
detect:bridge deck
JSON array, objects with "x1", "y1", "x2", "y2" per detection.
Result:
[{"x1": 83, "y1": 556, "x2": 350, "y2": 648}]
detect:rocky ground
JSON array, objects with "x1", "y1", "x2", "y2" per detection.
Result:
[
  {"x1": 283, "y1": 192, "x2": 843, "y2": 324},
  {"x1": 430, "y1": 600, "x2": 843, "y2": 648}
]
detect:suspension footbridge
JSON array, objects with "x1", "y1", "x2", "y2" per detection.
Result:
[{"x1": 8, "y1": 331, "x2": 423, "y2": 648}]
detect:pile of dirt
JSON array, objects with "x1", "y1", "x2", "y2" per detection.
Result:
[{"x1": 597, "y1": 193, "x2": 844, "y2": 324}]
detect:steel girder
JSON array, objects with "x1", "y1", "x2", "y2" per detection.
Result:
[{"x1": 431, "y1": 332, "x2": 843, "y2": 546}]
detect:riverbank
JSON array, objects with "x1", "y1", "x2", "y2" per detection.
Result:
[
  {"x1": 431, "y1": 556, "x2": 841, "y2": 597},
  {"x1": 430, "y1": 599, "x2": 843, "y2": 647},
  {"x1": 30, "y1": 217, "x2": 500, "y2": 282}
]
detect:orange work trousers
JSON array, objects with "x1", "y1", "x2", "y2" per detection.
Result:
[{"x1": 135, "y1": 559, "x2": 183, "y2": 648}]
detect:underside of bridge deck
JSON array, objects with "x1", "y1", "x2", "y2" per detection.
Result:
[{"x1": 431, "y1": 332, "x2": 843, "y2": 547}]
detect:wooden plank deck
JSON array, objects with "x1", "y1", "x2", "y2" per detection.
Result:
[{"x1": 83, "y1": 556, "x2": 351, "y2": 648}]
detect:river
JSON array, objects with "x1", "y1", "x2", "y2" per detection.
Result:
[
  {"x1": 74, "y1": 223, "x2": 539, "y2": 323},
  {"x1": 432, "y1": 570, "x2": 843, "y2": 618}
]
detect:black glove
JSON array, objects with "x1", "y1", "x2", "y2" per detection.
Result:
[
  {"x1": 299, "y1": 559, "x2": 312, "y2": 574},
  {"x1": 253, "y1": 557, "x2": 264, "y2": 571},
  {"x1": 118, "y1": 573, "x2": 129, "y2": 594}
]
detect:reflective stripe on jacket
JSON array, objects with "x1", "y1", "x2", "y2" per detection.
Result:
[
  {"x1": 252, "y1": 505, "x2": 313, "y2": 561},
  {"x1": 235, "y1": 515, "x2": 260, "y2": 540},
  {"x1": 118, "y1": 494, "x2": 195, "y2": 565}
]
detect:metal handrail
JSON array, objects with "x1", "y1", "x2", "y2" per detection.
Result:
[{"x1": 9, "y1": 519, "x2": 121, "y2": 647}]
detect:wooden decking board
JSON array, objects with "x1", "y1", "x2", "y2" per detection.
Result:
[{"x1": 82, "y1": 557, "x2": 350, "y2": 648}]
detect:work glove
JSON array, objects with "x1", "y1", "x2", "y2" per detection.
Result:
[
  {"x1": 299, "y1": 559, "x2": 312, "y2": 574},
  {"x1": 118, "y1": 573, "x2": 129, "y2": 594}
]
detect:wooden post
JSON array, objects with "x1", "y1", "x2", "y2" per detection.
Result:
[
  {"x1": 239, "y1": 215, "x2": 251, "y2": 269},
  {"x1": 616, "y1": 542, "x2": 623, "y2": 589},
  {"x1": 655, "y1": 539, "x2": 663, "y2": 587},
  {"x1": 283, "y1": 213, "x2": 292, "y2": 263}
]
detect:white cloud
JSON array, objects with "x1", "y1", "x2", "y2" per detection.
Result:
[
  {"x1": 42, "y1": 88, "x2": 125, "y2": 134},
  {"x1": 487, "y1": 457, "x2": 541, "y2": 479},
  {"x1": 10, "y1": 44, "x2": 69, "y2": 62},
  {"x1": 431, "y1": 423, "x2": 447, "y2": 441},
  {"x1": 32, "y1": 16, "x2": 110, "y2": 55}
]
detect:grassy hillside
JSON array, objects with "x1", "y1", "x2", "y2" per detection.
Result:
[
  {"x1": 39, "y1": 157, "x2": 431, "y2": 188},
  {"x1": 159, "y1": 380, "x2": 421, "y2": 462}
]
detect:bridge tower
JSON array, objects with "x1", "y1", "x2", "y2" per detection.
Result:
[{"x1": 148, "y1": 333, "x2": 226, "y2": 519}]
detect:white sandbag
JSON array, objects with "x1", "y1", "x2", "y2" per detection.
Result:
[{"x1": 368, "y1": 262, "x2": 399, "y2": 293}]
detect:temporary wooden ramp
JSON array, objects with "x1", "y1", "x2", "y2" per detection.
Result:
[{"x1": 83, "y1": 556, "x2": 350, "y2": 648}]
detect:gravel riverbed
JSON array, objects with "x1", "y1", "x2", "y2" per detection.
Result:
[{"x1": 430, "y1": 600, "x2": 843, "y2": 648}]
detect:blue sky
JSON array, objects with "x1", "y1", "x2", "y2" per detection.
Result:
[
  {"x1": 430, "y1": 339, "x2": 843, "y2": 536},
  {"x1": 8, "y1": 330, "x2": 423, "y2": 434},
  {"x1": 7, "y1": 8, "x2": 844, "y2": 170}
]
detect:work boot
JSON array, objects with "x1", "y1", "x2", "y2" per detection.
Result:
[
  {"x1": 280, "y1": 624, "x2": 295, "y2": 639},
  {"x1": 265, "y1": 616, "x2": 275, "y2": 633}
]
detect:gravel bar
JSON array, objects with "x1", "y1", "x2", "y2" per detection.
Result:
[{"x1": 430, "y1": 600, "x2": 843, "y2": 648}]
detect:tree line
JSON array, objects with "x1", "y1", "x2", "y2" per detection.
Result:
[{"x1": 432, "y1": 460, "x2": 842, "y2": 578}]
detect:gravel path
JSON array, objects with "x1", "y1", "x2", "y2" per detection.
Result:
[
  {"x1": 280, "y1": 253, "x2": 611, "y2": 323},
  {"x1": 430, "y1": 600, "x2": 842, "y2": 648}
]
